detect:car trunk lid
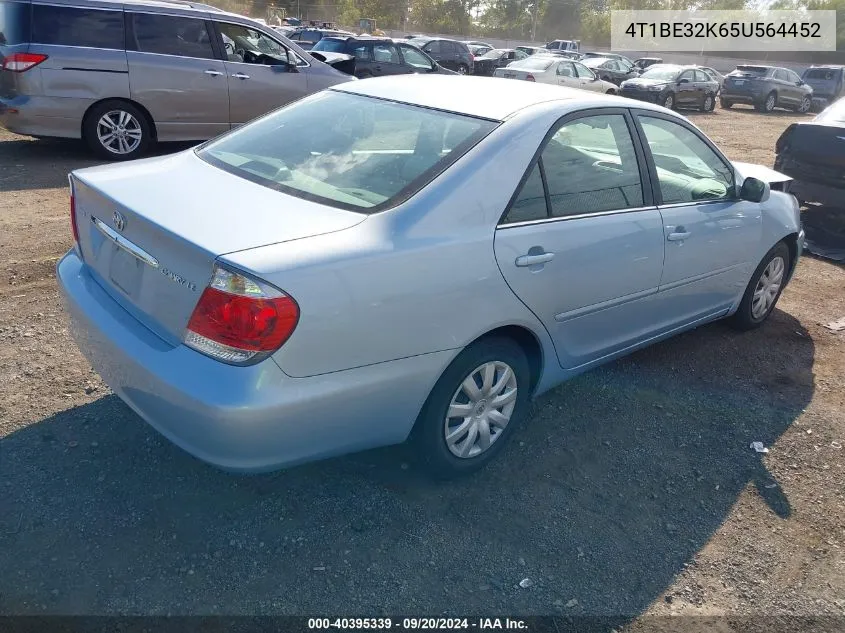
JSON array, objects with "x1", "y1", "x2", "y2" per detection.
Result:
[
  {"x1": 71, "y1": 150, "x2": 366, "y2": 344},
  {"x1": 775, "y1": 122, "x2": 845, "y2": 185}
]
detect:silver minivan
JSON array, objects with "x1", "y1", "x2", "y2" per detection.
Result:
[{"x1": 0, "y1": 0, "x2": 354, "y2": 159}]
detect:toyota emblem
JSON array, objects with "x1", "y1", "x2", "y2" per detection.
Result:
[{"x1": 112, "y1": 210, "x2": 126, "y2": 232}]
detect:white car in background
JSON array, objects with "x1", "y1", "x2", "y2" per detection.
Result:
[{"x1": 494, "y1": 56, "x2": 619, "y2": 94}]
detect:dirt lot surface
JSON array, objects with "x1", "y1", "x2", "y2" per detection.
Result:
[{"x1": 1, "y1": 105, "x2": 844, "y2": 627}]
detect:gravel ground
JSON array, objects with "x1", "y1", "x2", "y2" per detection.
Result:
[{"x1": 0, "y1": 104, "x2": 843, "y2": 625}]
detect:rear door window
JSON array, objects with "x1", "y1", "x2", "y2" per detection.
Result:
[
  {"x1": 0, "y1": 0, "x2": 31, "y2": 46},
  {"x1": 31, "y1": 4, "x2": 124, "y2": 49},
  {"x1": 424, "y1": 40, "x2": 441, "y2": 55},
  {"x1": 130, "y1": 13, "x2": 214, "y2": 59}
]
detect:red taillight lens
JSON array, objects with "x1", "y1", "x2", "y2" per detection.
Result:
[
  {"x1": 185, "y1": 265, "x2": 299, "y2": 365},
  {"x1": 70, "y1": 194, "x2": 80, "y2": 244},
  {"x1": 526, "y1": 73, "x2": 536, "y2": 82},
  {"x1": 2, "y1": 53, "x2": 48, "y2": 72}
]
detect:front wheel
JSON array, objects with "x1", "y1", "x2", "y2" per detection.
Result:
[
  {"x1": 729, "y1": 242, "x2": 790, "y2": 330},
  {"x1": 83, "y1": 100, "x2": 152, "y2": 161},
  {"x1": 795, "y1": 95, "x2": 811, "y2": 113},
  {"x1": 412, "y1": 337, "x2": 531, "y2": 478},
  {"x1": 662, "y1": 93, "x2": 675, "y2": 110}
]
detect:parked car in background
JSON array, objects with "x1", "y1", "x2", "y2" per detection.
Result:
[
  {"x1": 472, "y1": 48, "x2": 528, "y2": 76},
  {"x1": 775, "y1": 96, "x2": 845, "y2": 208},
  {"x1": 580, "y1": 57, "x2": 639, "y2": 85},
  {"x1": 548, "y1": 50, "x2": 582, "y2": 60},
  {"x1": 544, "y1": 39, "x2": 580, "y2": 53},
  {"x1": 620, "y1": 65, "x2": 719, "y2": 111},
  {"x1": 467, "y1": 44, "x2": 493, "y2": 57},
  {"x1": 698, "y1": 66, "x2": 726, "y2": 91},
  {"x1": 720, "y1": 65, "x2": 813, "y2": 113},
  {"x1": 493, "y1": 56, "x2": 617, "y2": 94},
  {"x1": 0, "y1": 0, "x2": 353, "y2": 160},
  {"x1": 58, "y1": 75, "x2": 803, "y2": 477},
  {"x1": 311, "y1": 36, "x2": 453, "y2": 78},
  {"x1": 407, "y1": 37, "x2": 474, "y2": 74},
  {"x1": 286, "y1": 27, "x2": 352, "y2": 50},
  {"x1": 515, "y1": 45, "x2": 547, "y2": 57},
  {"x1": 634, "y1": 57, "x2": 663, "y2": 70},
  {"x1": 801, "y1": 65, "x2": 845, "y2": 111},
  {"x1": 465, "y1": 40, "x2": 493, "y2": 50},
  {"x1": 582, "y1": 51, "x2": 636, "y2": 71}
]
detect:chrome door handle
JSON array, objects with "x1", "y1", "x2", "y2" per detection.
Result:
[
  {"x1": 667, "y1": 231, "x2": 691, "y2": 241},
  {"x1": 515, "y1": 252, "x2": 555, "y2": 267},
  {"x1": 232, "y1": 72, "x2": 250, "y2": 79},
  {"x1": 204, "y1": 69, "x2": 222, "y2": 76}
]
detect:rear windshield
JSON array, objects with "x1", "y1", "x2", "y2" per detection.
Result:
[
  {"x1": 311, "y1": 38, "x2": 347, "y2": 53},
  {"x1": 731, "y1": 66, "x2": 769, "y2": 76},
  {"x1": 804, "y1": 68, "x2": 840, "y2": 80},
  {"x1": 0, "y1": 0, "x2": 31, "y2": 46},
  {"x1": 197, "y1": 91, "x2": 497, "y2": 213}
]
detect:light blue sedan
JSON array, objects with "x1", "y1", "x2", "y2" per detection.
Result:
[{"x1": 58, "y1": 75, "x2": 803, "y2": 477}]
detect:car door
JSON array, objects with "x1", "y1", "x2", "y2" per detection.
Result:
[
  {"x1": 422, "y1": 40, "x2": 448, "y2": 70},
  {"x1": 675, "y1": 69, "x2": 699, "y2": 106},
  {"x1": 785, "y1": 69, "x2": 806, "y2": 102},
  {"x1": 125, "y1": 12, "x2": 230, "y2": 142},
  {"x1": 555, "y1": 61, "x2": 580, "y2": 88},
  {"x1": 772, "y1": 69, "x2": 794, "y2": 105},
  {"x1": 213, "y1": 21, "x2": 309, "y2": 125},
  {"x1": 494, "y1": 109, "x2": 667, "y2": 369},
  {"x1": 371, "y1": 42, "x2": 409, "y2": 76},
  {"x1": 634, "y1": 112, "x2": 762, "y2": 325},
  {"x1": 573, "y1": 61, "x2": 601, "y2": 92}
]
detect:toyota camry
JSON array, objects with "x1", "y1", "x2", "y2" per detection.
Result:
[{"x1": 58, "y1": 75, "x2": 803, "y2": 477}]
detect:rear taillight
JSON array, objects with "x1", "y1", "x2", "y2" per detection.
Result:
[
  {"x1": 185, "y1": 264, "x2": 299, "y2": 365},
  {"x1": 526, "y1": 74, "x2": 536, "y2": 82},
  {"x1": 2, "y1": 53, "x2": 48, "y2": 72},
  {"x1": 70, "y1": 193, "x2": 79, "y2": 244}
]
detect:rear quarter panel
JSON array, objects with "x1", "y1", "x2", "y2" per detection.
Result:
[{"x1": 224, "y1": 104, "x2": 569, "y2": 379}]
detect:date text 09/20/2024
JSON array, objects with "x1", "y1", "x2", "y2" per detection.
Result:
[{"x1": 307, "y1": 618, "x2": 529, "y2": 630}]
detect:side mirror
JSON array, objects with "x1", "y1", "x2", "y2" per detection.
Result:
[
  {"x1": 797, "y1": 79, "x2": 804, "y2": 86},
  {"x1": 740, "y1": 177, "x2": 770, "y2": 203}
]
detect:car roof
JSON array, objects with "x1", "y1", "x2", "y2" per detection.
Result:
[{"x1": 330, "y1": 74, "x2": 656, "y2": 121}]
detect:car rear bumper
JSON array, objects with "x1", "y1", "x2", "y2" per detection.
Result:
[
  {"x1": 57, "y1": 250, "x2": 452, "y2": 473},
  {"x1": 787, "y1": 177, "x2": 845, "y2": 207},
  {"x1": 0, "y1": 95, "x2": 84, "y2": 138},
  {"x1": 720, "y1": 89, "x2": 766, "y2": 104}
]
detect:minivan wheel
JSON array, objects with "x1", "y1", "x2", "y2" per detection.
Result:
[
  {"x1": 457, "y1": 64, "x2": 468, "y2": 75},
  {"x1": 84, "y1": 100, "x2": 152, "y2": 161},
  {"x1": 412, "y1": 337, "x2": 530, "y2": 479},
  {"x1": 729, "y1": 242, "x2": 790, "y2": 331}
]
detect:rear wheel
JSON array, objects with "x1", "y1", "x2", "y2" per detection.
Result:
[
  {"x1": 83, "y1": 100, "x2": 152, "y2": 161},
  {"x1": 457, "y1": 64, "x2": 468, "y2": 75},
  {"x1": 755, "y1": 91, "x2": 777, "y2": 113},
  {"x1": 701, "y1": 93, "x2": 715, "y2": 112},
  {"x1": 729, "y1": 242, "x2": 790, "y2": 330},
  {"x1": 720, "y1": 98, "x2": 733, "y2": 109},
  {"x1": 412, "y1": 337, "x2": 531, "y2": 478}
]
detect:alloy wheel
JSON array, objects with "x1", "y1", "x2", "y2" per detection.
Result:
[
  {"x1": 97, "y1": 110, "x2": 143, "y2": 155},
  {"x1": 765, "y1": 93, "x2": 776, "y2": 112},
  {"x1": 444, "y1": 361, "x2": 518, "y2": 459}
]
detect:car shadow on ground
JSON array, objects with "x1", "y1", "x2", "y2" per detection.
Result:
[
  {"x1": 0, "y1": 138, "x2": 194, "y2": 192},
  {"x1": 0, "y1": 310, "x2": 814, "y2": 618}
]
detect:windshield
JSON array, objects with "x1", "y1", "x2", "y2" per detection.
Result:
[
  {"x1": 640, "y1": 66, "x2": 681, "y2": 81},
  {"x1": 197, "y1": 91, "x2": 497, "y2": 213},
  {"x1": 311, "y1": 38, "x2": 347, "y2": 53},
  {"x1": 511, "y1": 57, "x2": 555, "y2": 71}
]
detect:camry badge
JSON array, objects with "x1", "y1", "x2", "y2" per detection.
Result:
[{"x1": 112, "y1": 210, "x2": 127, "y2": 232}]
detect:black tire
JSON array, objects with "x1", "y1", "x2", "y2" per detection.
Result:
[
  {"x1": 605, "y1": 89, "x2": 616, "y2": 95},
  {"x1": 356, "y1": 70, "x2": 373, "y2": 79},
  {"x1": 720, "y1": 98, "x2": 733, "y2": 109},
  {"x1": 412, "y1": 337, "x2": 531, "y2": 479},
  {"x1": 701, "y1": 92, "x2": 716, "y2": 112},
  {"x1": 457, "y1": 64, "x2": 468, "y2": 75},
  {"x1": 662, "y1": 92, "x2": 675, "y2": 110},
  {"x1": 755, "y1": 91, "x2": 777, "y2": 113},
  {"x1": 83, "y1": 100, "x2": 153, "y2": 161},
  {"x1": 729, "y1": 241, "x2": 791, "y2": 331}
]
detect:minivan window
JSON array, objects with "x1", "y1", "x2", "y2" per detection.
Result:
[
  {"x1": 197, "y1": 91, "x2": 497, "y2": 212},
  {"x1": 0, "y1": 0, "x2": 31, "y2": 46},
  {"x1": 32, "y1": 5, "x2": 124, "y2": 49},
  {"x1": 130, "y1": 13, "x2": 214, "y2": 59},
  {"x1": 217, "y1": 22, "x2": 296, "y2": 65}
]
